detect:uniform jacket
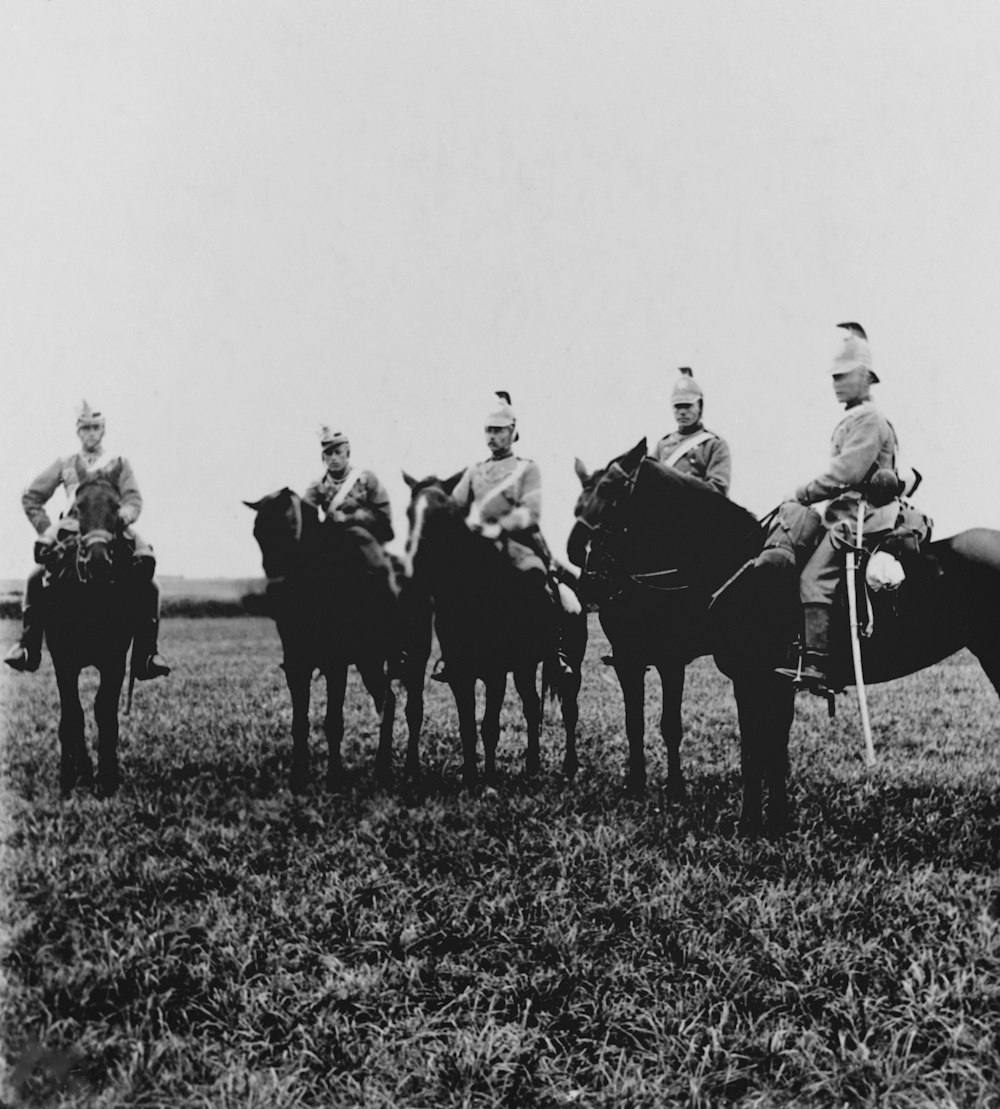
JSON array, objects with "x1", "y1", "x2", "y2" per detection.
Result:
[
  {"x1": 653, "y1": 426, "x2": 731, "y2": 496},
  {"x1": 795, "y1": 400, "x2": 899, "y2": 532},
  {"x1": 452, "y1": 454, "x2": 542, "y2": 529},
  {"x1": 22, "y1": 449, "x2": 142, "y2": 536},
  {"x1": 303, "y1": 468, "x2": 393, "y2": 544}
]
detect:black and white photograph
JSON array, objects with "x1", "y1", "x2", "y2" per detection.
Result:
[{"x1": 2, "y1": 2, "x2": 999, "y2": 1105}]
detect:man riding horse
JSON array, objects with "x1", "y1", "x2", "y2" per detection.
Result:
[
  {"x1": 302, "y1": 424, "x2": 403, "y2": 676},
  {"x1": 769, "y1": 323, "x2": 912, "y2": 692},
  {"x1": 653, "y1": 366, "x2": 732, "y2": 496},
  {"x1": 434, "y1": 391, "x2": 575, "y2": 682},
  {"x1": 4, "y1": 401, "x2": 170, "y2": 680}
]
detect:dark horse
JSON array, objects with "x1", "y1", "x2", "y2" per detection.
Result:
[
  {"x1": 43, "y1": 474, "x2": 136, "y2": 797},
  {"x1": 245, "y1": 488, "x2": 432, "y2": 793},
  {"x1": 402, "y1": 473, "x2": 587, "y2": 786},
  {"x1": 574, "y1": 439, "x2": 1000, "y2": 834}
]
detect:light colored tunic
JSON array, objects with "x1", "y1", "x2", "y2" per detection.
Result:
[
  {"x1": 794, "y1": 400, "x2": 899, "y2": 533},
  {"x1": 452, "y1": 455, "x2": 542, "y2": 528},
  {"x1": 22, "y1": 449, "x2": 142, "y2": 536},
  {"x1": 303, "y1": 468, "x2": 393, "y2": 545},
  {"x1": 653, "y1": 427, "x2": 731, "y2": 496}
]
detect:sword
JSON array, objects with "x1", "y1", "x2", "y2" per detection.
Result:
[{"x1": 846, "y1": 497, "x2": 876, "y2": 766}]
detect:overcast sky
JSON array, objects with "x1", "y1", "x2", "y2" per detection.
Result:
[{"x1": 3, "y1": 1, "x2": 999, "y2": 580}]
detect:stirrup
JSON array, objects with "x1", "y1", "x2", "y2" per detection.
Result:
[
  {"x1": 136, "y1": 653, "x2": 171, "y2": 680},
  {"x1": 4, "y1": 644, "x2": 41, "y2": 673}
]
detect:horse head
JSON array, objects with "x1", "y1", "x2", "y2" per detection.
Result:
[
  {"x1": 573, "y1": 439, "x2": 761, "y2": 592},
  {"x1": 244, "y1": 488, "x2": 316, "y2": 583},
  {"x1": 401, "y1": 471, "x2": 465, "y2": 579},
  {"x1": 73, "y1": 474, "x2": 121, "y2": 584}
]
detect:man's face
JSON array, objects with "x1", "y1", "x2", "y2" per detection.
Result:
[
  {"x1": 673, "y1": 401, "x2": 701, "y2": 432},
  {"x1": 485, "y1": 425, "x2": 514, "y2": 456},
  {"x1": 832, "y1": 367, "x2": 870, "y2": 407},
  {"x1": 322, "y1": 441, "x2": 350, "y2": 476},
  {"x1": 77, "y1": 422, "x2": 105, "y2": 452}
]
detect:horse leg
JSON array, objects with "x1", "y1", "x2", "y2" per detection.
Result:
[
  {"x1": 481, "y1": 672, "x2": 507, "y2": 784},
  {"x1": 358, "y1": 657, "x2": 394, "y2": 786},
  {"x1": 322, "y1": 665, "x2": 348, "y2": 792},
  {"x1": 615, "y1": 661, "x2": 648, "y2": 796},
  {"x1": 94, "y1": 663, "x2": 126, "y2": 797},
  {"x1": 557, "y1": 654, "x2": 582, "y2": 780},
  {"x1": 733, "y1": 671, "x2": 794, "y2": 837},
  {"x1": 402, "y1": 661, "x2": 425, "y2": 778},
  {"x1": 55, "y1": 665, "x2": 90, "y2": 796},
  {"x1": 513, "y1": 664, "x2": 542, "y2": 778},
  {"x1": 285, "y1": 663, "x2": 313, "y2": 794},
  {"x1": 452, "y1": 677, "x2": 480, "y2": 789},
  {"x1": 655, "y1": 660, "x2": 687, "y2": 803}
]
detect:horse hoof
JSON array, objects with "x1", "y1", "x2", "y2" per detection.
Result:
[
  {"x1": 404, "y1": 758, "x2": 421, "y2": 780},
  {"x1": 374, "y1": 762, "x2": 393, "y2": 789},
  {"x1": 290, "y1": 767, "x2": 311, "y2": 794},
  {"x1": 525, "y1": 759, "x2": 540, "y2": 779},
  {"x1": 665, "y1": 781, "x2": 688, "y2": 804},
  {"x1": 96, "y1": 776, "x2": 120, "y2": 799},
  {"x1": 623, "y1": 776, "x2": 646, "y2": 799},
  {"x1": 562, "y1": 756, "x2": 580, "y2": 780}
]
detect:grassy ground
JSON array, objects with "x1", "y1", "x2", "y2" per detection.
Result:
[{"x1": 2, "y1": 616, "x2": 999, "y2": 1107}]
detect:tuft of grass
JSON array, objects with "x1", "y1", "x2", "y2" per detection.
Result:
[{"x1": 2, "y1": 616, "x2": 999, "y2": 1107}]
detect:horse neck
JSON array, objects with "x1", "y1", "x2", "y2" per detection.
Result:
[
  {"x1": 617, "y1": 460, "x2": 758, "y2": 585},
  {"x1": 414, "y1": 511, "x2": 492, "y2": 603}
]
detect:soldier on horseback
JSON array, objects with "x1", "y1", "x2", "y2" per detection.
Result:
[
  {"x1": 653, "y1": 367, "x2": 732, "y2": 496},
  {"x1": 4, "y1": 401, "x2": 170, "y2": 679},
  {"x1": 772, "y1": 323, "x2": 904, "y2": 692},
  {"x1": 436, "y1": 391, "x2": 576, "y2": 681},
  {"x1": 302, "y1": 424, "x2": 402, "y2": 676}
]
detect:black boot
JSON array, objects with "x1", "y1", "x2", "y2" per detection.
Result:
[
  {"x1": 776, "y1": 603, "x2": 835, "y2": 691},
  {"x1": 133, "y1": 581, "x2": 170, "y2": 680},
  {"x1": 4, "y1": 569, "x2": 45, "y2": 672}
]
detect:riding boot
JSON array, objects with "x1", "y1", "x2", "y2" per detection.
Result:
[
  {"x1": 776, "y1": 603, "x2": 833, "y2": 690},
  {"x1": 3, "y1": 569, "x2": 45, "y2": 672},
  {"x1": 133, "y1": 581, "x2": 171, "y2": 680}
]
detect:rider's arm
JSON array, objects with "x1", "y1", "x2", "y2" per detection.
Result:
[
  {"x1": 795, "y1": 410, "x2": 884, "y2": 504},
  {"x1": 117, "y1": 457, "x2": 143, "y2": 525},
  {"x1": 500, "y1": 460, "x2": 542, "y2": 531},
  {"x1": 350, "y1": 472, "x2": 394, "y2": 544},
  {"x1": 21, "y1": 458, "x2": 65, "y2": 535},
  {"x1": 701, "y1": 437, "x2": 732, "y2": 497},
  {"x1": 451, "y1": 467, "x2": 474, "y2": 509}
]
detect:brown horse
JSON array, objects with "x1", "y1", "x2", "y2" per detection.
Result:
[
  {"x1": 574, "y1": 439, "x2": 1000, "y2": 835},
  {"x1": 42, "y1": 475, "x2": 136, "y2": 796},
  {"x1": 402, "y1": 473, "x2": 587, "y2": 786},
  {"x1": 246, "y1": 488, "x2": 432, "y2": 793}
]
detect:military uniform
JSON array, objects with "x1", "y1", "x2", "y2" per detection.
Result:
[
  {"x1": 303, "y1": 468, "x2": 394, "y2": 545},
  {"x1": 795, "y1": 400, "x2": 899, "y2": 606},
  {"x1": 653, "y1": 428, "x2": 732, "y2": 496},
  {"x1": 5, "y1": 407, "x2": 169, "y2": 678},
  {"x1": 452, "y1": 454, "x2": 547, "y2": 575}
]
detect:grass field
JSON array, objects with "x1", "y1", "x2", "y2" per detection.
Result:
[{"x1": 2, "y1": 614, "x2": 1000, "y2": 1107}]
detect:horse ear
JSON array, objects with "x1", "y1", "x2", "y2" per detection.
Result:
[
  {"x1": 402, "y1": 472, "x2": 418, "y2": 490},
  {"x1": 442, "y1": 470, "x2": 464, "y2": 495},
  {"x1": 243, "y1": 499, "x2": 261, "y2": 511},
  {"x1": 573, "y1": 457, "x2": 589, "y2": 485},
  {"x1": 621, "y1": 440, "x2": 647, "y2": 470}
]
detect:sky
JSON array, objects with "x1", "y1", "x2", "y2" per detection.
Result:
[{"x1": 2, "y1": 1, "x2": 999, "y2": 580}]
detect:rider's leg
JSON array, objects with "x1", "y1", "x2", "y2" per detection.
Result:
[
  {"x1": 4, "y1": 567, "x2": 45, "y2": 672},
  {"x1": 132, "y1": 579, "x2": 170, "y2": 680},
  {"x1": 776, "y1": 532, "x2": 838, "y2": 689}
]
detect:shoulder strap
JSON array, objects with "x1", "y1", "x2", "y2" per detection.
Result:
[
  {"x1": 663, "y1": 430, "x2": 715, "y2": 469},
  {"x1": 473, "y1": 458, "x2": 530, "y2": 512},
  {"x1": 329, "y1": 467, "x2": 365, "y2": 511}
]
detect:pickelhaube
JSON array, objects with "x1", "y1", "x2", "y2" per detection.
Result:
[
  {"x1": 831, "y1": 322, "x2": 879, "y2": 384},
  {"x1": 485, "y1": 391, "x2": 516, "y2": 428},
  {"x1": 670, "y1": 367, "x2": 703, "y2": 404},
  {"x1": 76, "y1": 399, "x2": 106, "y2": 427},
  {"x1": 318, "y1": 425, "x2": 349, "y2": 448}
]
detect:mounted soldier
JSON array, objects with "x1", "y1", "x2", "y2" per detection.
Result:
[
  {"x1": 437, "y1": 391, "x2": 576, "y2": 681},
  {"x1": 653, "y1": 367, "x2": 732, "y2": 496},
  {"x1": 4, "y1": 401, "x2": 170, "y2": 679},
  {"x1": 302, "y1": 424, "x2": 402, "y2": 675},
  {"x1": 771, "y1": 323, "x2": 912, "y2": 692}
]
